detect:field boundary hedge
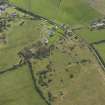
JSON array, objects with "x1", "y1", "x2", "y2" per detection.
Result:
[
  {"x1": 27, "y1": 61, "x2": 51, "y2": 105},
  {"x1": 8, "y1": 3, "x2": 60, "y2": 27},
  {"x1": 91, "y1": 40, "x2": 105, "y2": 45},
  {"x1": 0, "y1": 2, "x2": 104, "y2": 105},
  {"x1": 0, "y1": 62, "x2": 25, "y2": 75}
]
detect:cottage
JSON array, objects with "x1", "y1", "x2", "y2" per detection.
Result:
[{"x1": 90, "y1": 18, "x2": 105, "y2": 31}]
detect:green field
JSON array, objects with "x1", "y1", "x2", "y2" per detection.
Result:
[
  {"x1": 10, "y1": 0, "x2": 100, "y2": 24},
  {"x1": 1, "y1": 0, "x2": 105, "y2": 105},
  {"x1": 9, "y1": 0, "x2": 105, "y2": 42},
  {"x1": 77, "y1": 29, "x2": 105, "y2": 43},
  {"x1": 0, "y1": 7, "x2": 53, "y2": 69},
  {"x1": 95, "y1": 43, "x2": 105, "y2": 61},
  {"x1": 0, "y1": 5, "x2": 61, "y2": 105},
  {"x1": 0, "y1": 19, "x2": 41, "y2": 69},
  {"x1": 0, "y1": 65, "x2": 47, "y2": 105}
]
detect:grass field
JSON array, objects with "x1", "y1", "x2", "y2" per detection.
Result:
[
  {"x1": 31, "y1": 35, "x2": 105, "y2": 105},
  {"x1": 95, "y1": 43, "x2": 105, "y2": 61},
  {"x1": 9, "y1": 0, "x2": 101, "y2": 24},
  {"x1": 1, "y1": 0, "x2": 105, "y2": 105},
  {"x1": 0, "y1": 19, "x2": 40, "y2": 69},
  {"x1": 0, "y1": 65, "x2": 47, "y2": 105},
  {"x1": 9, "y1": 0, "x2": 105, "y2": 42},
  {"x1": 76, "y1": 29, "x2": 105, "y2": 43},
  {"x1": 0, "y1": 7, "x2": 52, "y2": 70},
  {"x1": 0, "y1": 6, "x2": 53, "y2": 105}
]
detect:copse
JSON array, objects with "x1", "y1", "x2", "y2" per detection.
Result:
[{"x1": 0, "y1": 0, "x2": 8, "y2": 4}]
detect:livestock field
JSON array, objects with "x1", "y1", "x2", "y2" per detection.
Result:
[
  {"x1": 0, "y1": 6, "x2": 55, "y2": 70},
  {"x1": 10, "y1": 0, "x2": 100, "y2": 24},
  {"x1": 9, "y1": 0, "x2": 105, "y2": 61},
  {"x1": 0, "y1": 65, "x2": 47, "y2": 105},
  {"x1": 95, "y1": 43, "x2": 105, "y2": 61},
  {"x1": 0, "y1": 0, "x2": 105, "y2": 105}
]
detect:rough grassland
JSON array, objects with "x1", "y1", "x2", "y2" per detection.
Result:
[
  {"x1": 0, "y1": 19, "x2": 40, "y2": 69},
  {"x1": 31, "y1": 35, "x2": 105, "y2": 105},
  {"x1": 1, "y1": 1, "x2": 105, "y2": 105},
  {"x1": 76, "y1": 29, "x2": 105, "y2": 43},
  {"x1": 88, "y1": 0, "x2": 105, "y2": 15}
]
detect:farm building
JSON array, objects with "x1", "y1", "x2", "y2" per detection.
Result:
[{"x1": 90, "y1": 19, "x2": 105, "y2": 30}]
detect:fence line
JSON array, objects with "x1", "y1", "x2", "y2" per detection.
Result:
[
  {"x1": 27, "y1": 61, "x2": 51, "y2": 105},
  {"x1": 0, "y1": 63, "x2": 25, "y2": 75},
  {"x1": 91, "y1": 40, "x2": 105, "y2": 45}
]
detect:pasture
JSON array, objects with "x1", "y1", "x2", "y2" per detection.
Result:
[
  {"x1": 9, "y1": 0, "x2": 100, "y2": 24},
  {"x1": 77, "y1": 29, "x2": 105, "y2": 43},
  {"x1": 31, "y1": 34, "x2": 105, "y2": 105},
  {"x1": 1, "y1": 0, "x2": 105, "y2": 105},
  {"x1": 9, "y1": 0, "x2": 105, "y2": 43},
  {"x1": 0, "y1": 7, "x2": 53, "y2": 70},
  {"x1": 0, "y1": 65, "x2": 47, "y2": 105},
  {"x1": 95, "y1": 43, "x2": 105, "y2": 61}
]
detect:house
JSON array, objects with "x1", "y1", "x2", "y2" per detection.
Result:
[{"x1": 90, "y1": 19, "x2": 105, "y2": 31}]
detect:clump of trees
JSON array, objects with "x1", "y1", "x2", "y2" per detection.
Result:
[
  {"x1": 35, "y1": 46, "x2": 50, "y2": 58},
  {"x1": 18, "y1": 47, "x2": 33, "y2": 64},
  {"x1": 0, "y1": 19, "x2": 7, "y2": 32},
  {"x1": 48, "y1": 91, "x2": 54, "y2": 102}
]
